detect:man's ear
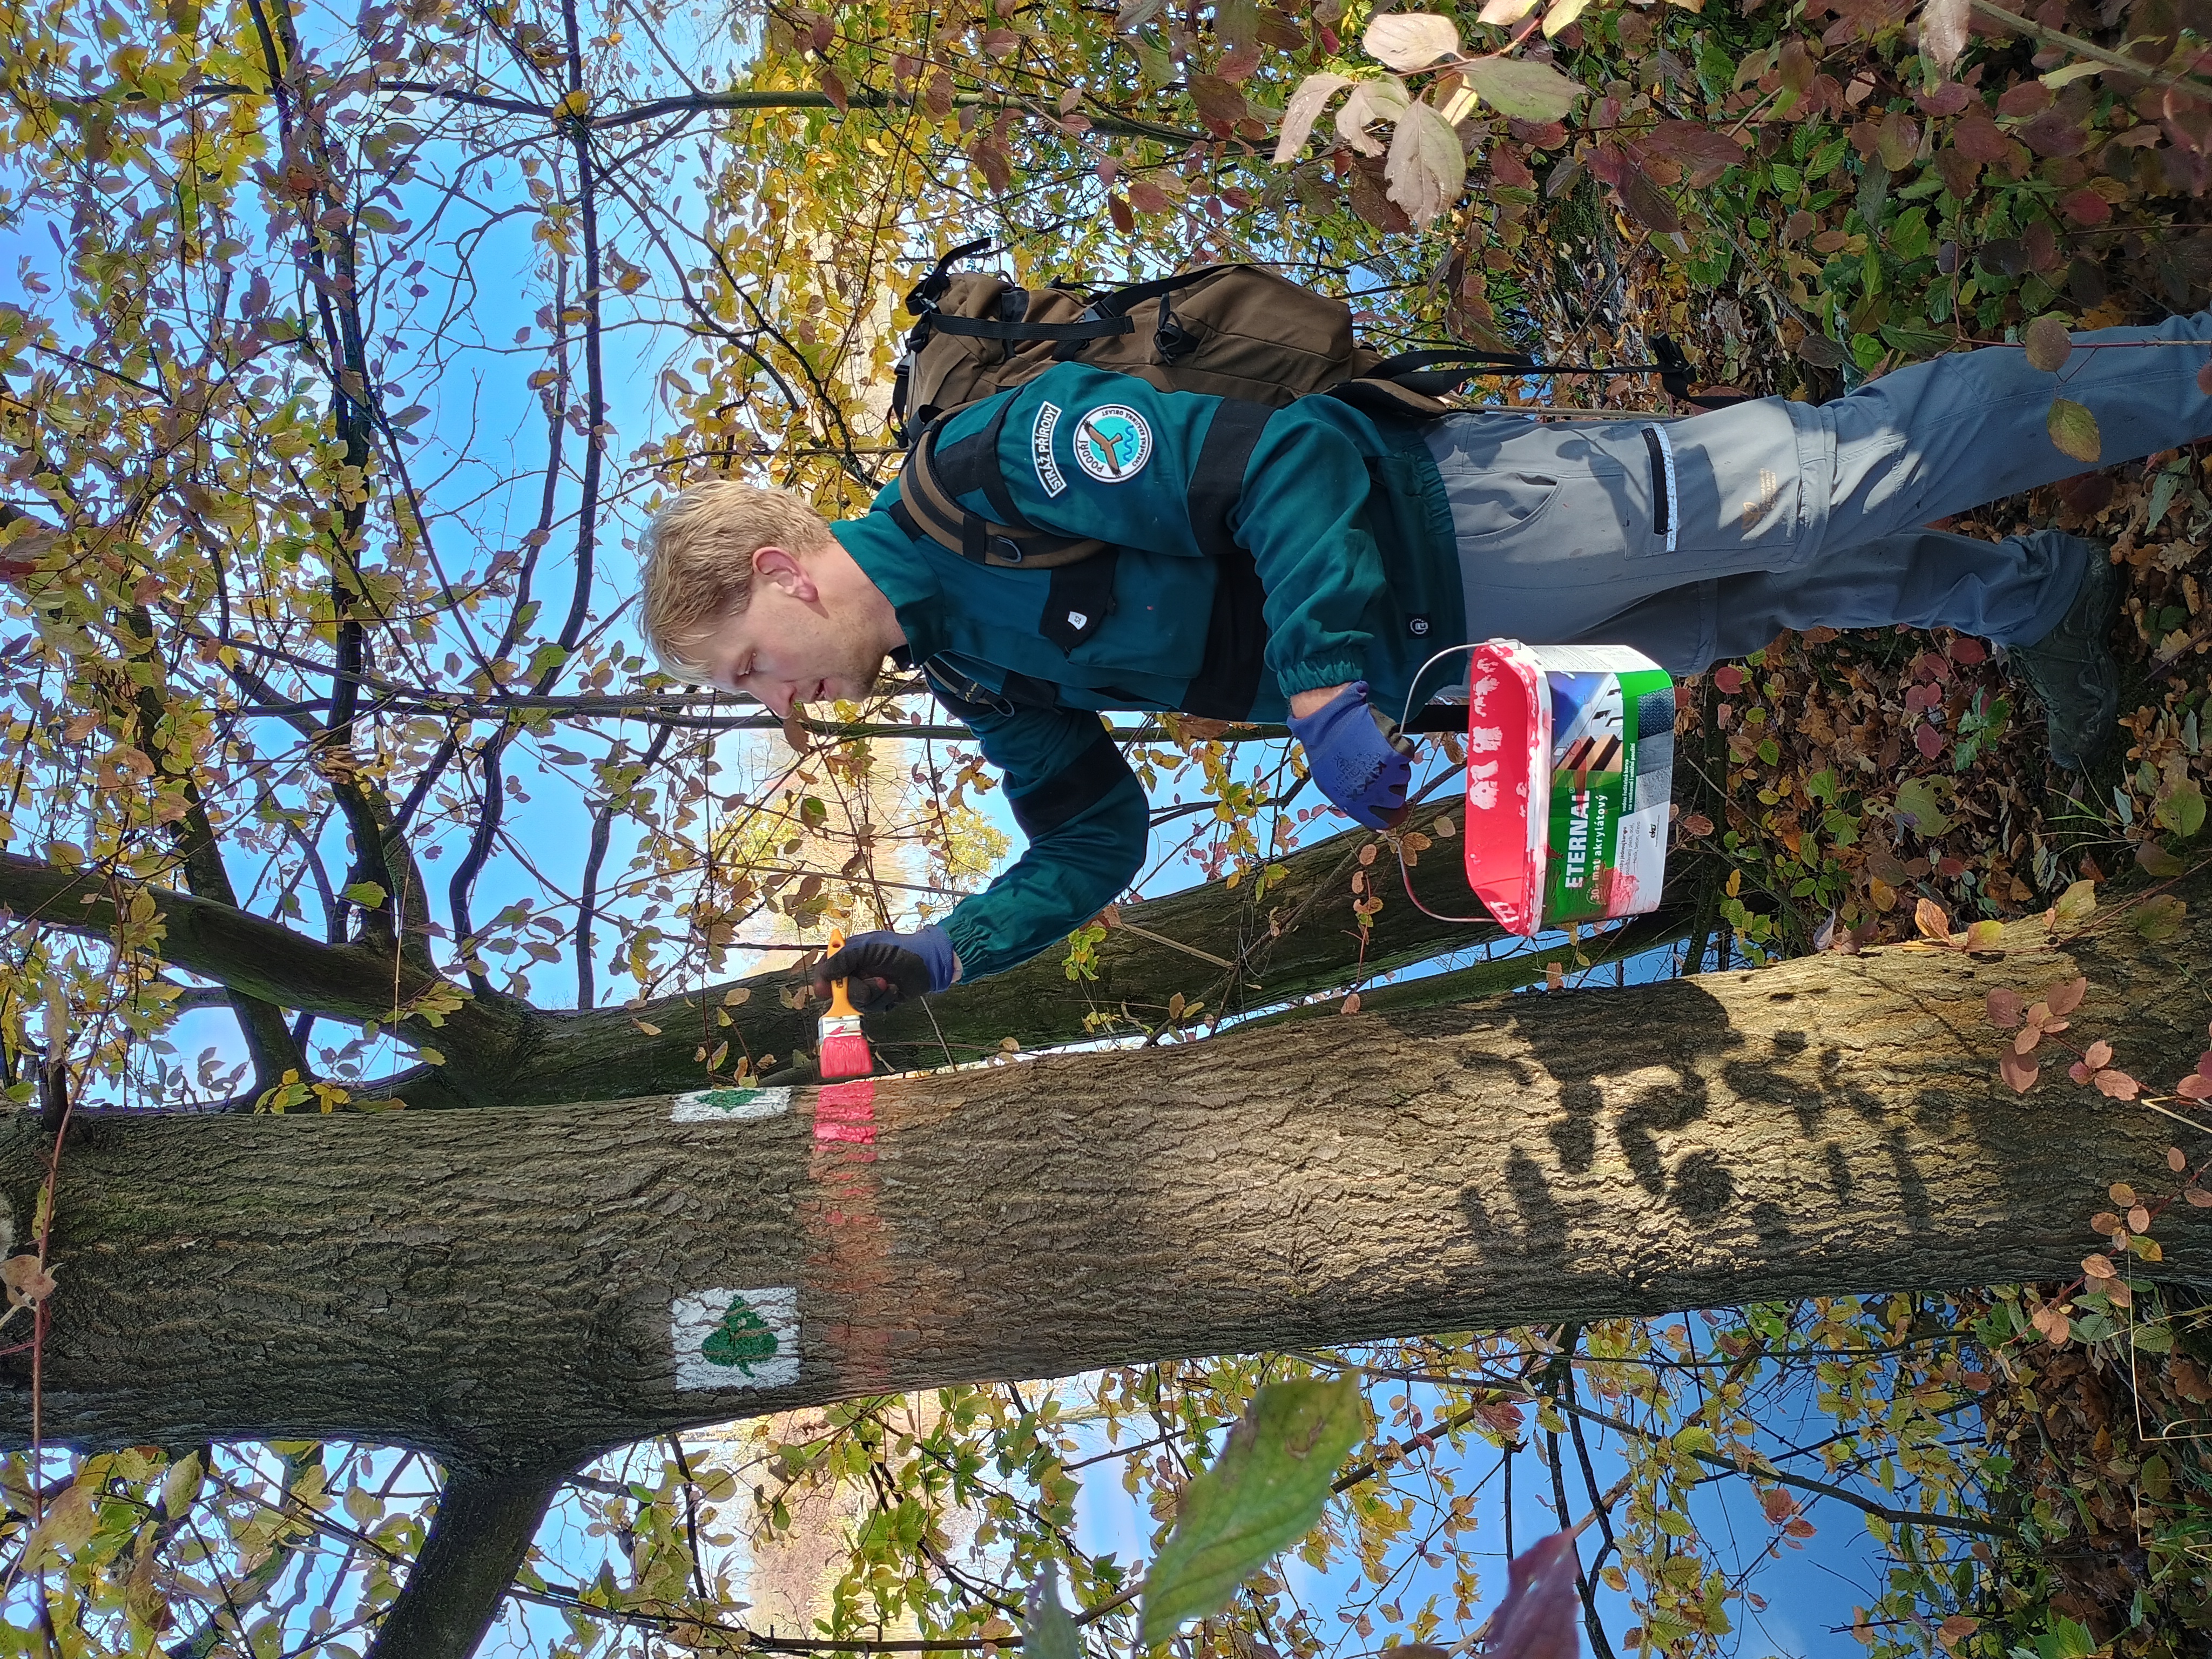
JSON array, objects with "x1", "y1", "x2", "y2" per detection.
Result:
[{"x1": 752, "y1": 543, "x2": 819, "y2": 603}]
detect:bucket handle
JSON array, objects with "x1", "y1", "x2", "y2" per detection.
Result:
[{"x1": 1389, "y1": 643, "x2": 1497, "y2": 925}]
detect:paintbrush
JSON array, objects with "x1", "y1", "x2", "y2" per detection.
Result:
[{"x1": 817, "y1": 927, "x2": 874, "y2": 1081}]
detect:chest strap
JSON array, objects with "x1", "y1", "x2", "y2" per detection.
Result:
[{"x1": 893, "y1": 401, "x2": 1108, "y2": 569}]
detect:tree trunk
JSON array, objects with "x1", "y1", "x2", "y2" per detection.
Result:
[{"x1": 14, "y1": 902, "x2": 2198, "y2": 1466}]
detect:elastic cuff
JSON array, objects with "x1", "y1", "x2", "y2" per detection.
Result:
[{"x1": 1274, "y1": 659, "x2": 1365, "y2": 698}]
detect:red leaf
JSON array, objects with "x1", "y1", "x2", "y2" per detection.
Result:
[
  {"x1": 1985, "y1": 988, "x2": 2024, "y2": 1029},
  {"x1": 2188, "y1": 1187, "x2": 2212, "y2": 1207},
  {"x1": 1713, "y1": 665, "x2": 1745, "y2": 693},
  {"x1": 1482, "y1": 1532, "x2": 1582, "y2": 1659},
  {"x1": 2198, "y1": 362, "x2": 2212, "y2": 397},
  {"x1": 2057, "y1": 471, "x2": 2114, "y2": 515},
  {"x1": 1188, "y1": 73, "x2": 1249, "y2": 129},
  {"x1": 2000, "y1": 1051, "x2": 2039, "y2": 1094},
  {"x1": 818, "y1": 66, "x2": 849, "y2": 113},
  {"x1": 2179, "y1": 1074, "x2": 2212, "y2": 1100},
  {"x1": 1681, "y1": 812, "x2": 1715, "y2": 837},
  {"x1": 2085, "y1": 1039, "x2": 2113, "y2": 1069},
  {"x1": 1914, "y1": 82, "x2": 1971, "y2": 116},
  {"x1": 1127, "y1": 179, "x2": 1171, "y2": 213},
  {"x1": 1638, "y1": 120, "x2": 1750, "y2": 187},
  {"x1": 2096, "y1": 1068, "x2": 2141, "y2": 1100},
  {"x1": 2069, "y1": 1060, "x2": 2093, "y2": 1085},
  {"x1": 1108, "y1": 194, "x2": 1135, "y2": 233},
  {"x1": 1947, "y1": 636, "x2": 1987, "y2": 664},
  {"x1": 1916, "y1": 721, "x2": 1945, "y2": 759},
  {"x1": 1951, "y1": 110, "x2": 2011, "y2": 163},
  {"x1": 2045, "y1": 976, "x2": 2088, "y2": 1017},
  {"x1": 2060, "y1": 187, "x2": 2112, "y2": 226}
]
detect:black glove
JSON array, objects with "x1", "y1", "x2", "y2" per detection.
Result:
[{"x1": 812, "y1": 925, "x2": 959, "y2": 1014}]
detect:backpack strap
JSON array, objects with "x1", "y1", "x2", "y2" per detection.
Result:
[
  {"x1": 892, "y1": 404, "x2": 1109, "y2": 570},
  {"x1": 1652, "y1": 335, "x2": 1754, "y2": 409}
]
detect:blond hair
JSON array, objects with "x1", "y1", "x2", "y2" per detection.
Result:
[{"x1": 638, "y1": 482, "x2": 834, "y2": 679}]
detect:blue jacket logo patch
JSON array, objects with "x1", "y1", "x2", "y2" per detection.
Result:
[{"x1": 1071, "y1": 405, "x2": 1152, "y2": 483}]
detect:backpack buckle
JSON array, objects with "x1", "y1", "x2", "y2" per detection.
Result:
[
  {"x1": 992, "y1": 536, "x2": 1027, "y2": 564},
  {"x1": 1154, "y1": 294, "x2": 1198, "y2": 362}
]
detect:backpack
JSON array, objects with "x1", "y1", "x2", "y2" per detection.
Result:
[{"x1": 888, "y1": 241, "x2": 1737, "y2": 572}]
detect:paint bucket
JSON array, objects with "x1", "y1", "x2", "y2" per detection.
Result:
[{"x1": 1459, "y1": 640, "x2": 1675, "y2": 938}]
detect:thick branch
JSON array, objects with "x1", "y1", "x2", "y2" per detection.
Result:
[
  {"x1": 11, "y1": 895, "x2": 2211, "y2": 1462},
  {"x1": 0, "y1": 853, "x2": 529, "y2": 1097},
  {"x1": 361, "y1": 1465, "x2": 565, "y2": 1659}
]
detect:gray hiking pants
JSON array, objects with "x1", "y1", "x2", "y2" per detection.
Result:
[{"x1": 1425, "y1": 308, "x2": 2212, "y2": 673}]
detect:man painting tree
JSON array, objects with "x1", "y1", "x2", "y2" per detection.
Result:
[{"x1": 5, "y1": 0, "x2": 2212, "y2": 1653}]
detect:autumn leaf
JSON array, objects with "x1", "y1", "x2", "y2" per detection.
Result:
[
  {"x1": 1985, "y1": 988, "x2": 2024, "y2": 1029},
  {"x1": 1638, "y1": 120, "x2": 1749, "y2": 187},
  {"x1": 1913, "y1": 897, "x2": 1952, "y2": 942},
  {"x1": 2047, "y1": 397, "x2": 2101, "y2": 463},
  {"x1": 1363, "y1": 12, "x2": 1460, "y2": 70},
  {"x1": 1478, "y1": 1531, "x2": 1582, "y2": 1657},
  {"x1": 1335, "y1": 77, "x2": 1410, "y2": 155},
  {"x1": 1273, "y1": 73, "x2": 1353, "y2": 163},
  {"x1": 2045, "y1": 975, "x2": 2088, "y2": 1015},
  {"x1": 2024, "y1": 314, "x2": 2072, "y2": 372},
  {"x1": 0, "y1": 1254, "x2": 57, "y2": 1307},
  {"x1": 1921, "y1": 0, "x2": 1971, "y2": 70},
  {"x1": 1384, "y1": 100, "x2": 1467, "y2": 225},
  {"x1": 1999, "y1": 1051, "x2": 2039, "y2": 1094}
]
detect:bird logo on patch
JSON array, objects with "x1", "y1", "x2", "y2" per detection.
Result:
[{"x1": 1070, "y1": 405, "x2": 1152, "y2": 483}]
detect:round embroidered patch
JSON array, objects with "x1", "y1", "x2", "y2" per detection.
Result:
[{"x1": 1070, "y1": 405, "x2": 1153, "y2": 483}]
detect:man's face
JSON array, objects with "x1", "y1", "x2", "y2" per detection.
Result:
[{"x1": 689, "y1": 542, "x2": 889, "y2": 718}]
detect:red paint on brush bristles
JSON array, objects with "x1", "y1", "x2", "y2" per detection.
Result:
[{"x1": 817, "y1": 932, "x2": 874, "y2": 1081}]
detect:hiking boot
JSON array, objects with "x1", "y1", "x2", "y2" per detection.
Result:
[{"x1": 2006, "y1": 547, "x2": 2120, "y2": 771}]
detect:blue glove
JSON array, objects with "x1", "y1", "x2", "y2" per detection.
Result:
[
  {"x1": 812, "y1": 924, "x2": 960, "y2": 1013},
  {"x1": 1289, "y1": 681, "x2": 1413, "y2": 830}
]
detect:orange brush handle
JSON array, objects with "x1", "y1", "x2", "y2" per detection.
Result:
[{"x1": 825, "y1": 928, "x2": 859, "y2": 1018}]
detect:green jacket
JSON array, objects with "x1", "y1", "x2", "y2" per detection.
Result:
[{"x1": 831, "y1": 361, "x2": 1463, "y2": 980}]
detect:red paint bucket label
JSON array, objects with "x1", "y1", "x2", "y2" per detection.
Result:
[{"x1": 1460, "y1": 640, "x2": 1675, "y2": 938}]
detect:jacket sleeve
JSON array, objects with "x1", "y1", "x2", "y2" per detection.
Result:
[
  {"x1": 987, "y1": 366, "x2": 1390, "y2": 699},
  {"x1": 933, "y1": 678, "x2": 1149, "y2": 981}
]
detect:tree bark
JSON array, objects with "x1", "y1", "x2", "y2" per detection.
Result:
[{"x1": 12, "y1": 898, "x2": 2205, "y2": 1465}]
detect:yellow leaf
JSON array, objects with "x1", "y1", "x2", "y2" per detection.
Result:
[{"x1": 2046, "y1": 397, "x2": 2101, "y2": 464}]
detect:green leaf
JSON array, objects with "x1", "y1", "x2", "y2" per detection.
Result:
[
  {"x1": 2155, "y1": 778, "x2": 2206, "y2": 838},
  {"x1": 341, "y1": 880, "x2": 388, "y2": 907},
  {"x1": 1893, "y1": 777, "x2": 1952, "y2": 838},
  {"x1": 1022, "y1": 1567, "x2": 1082, "y2": 1659},
  {"x1": 2137, "y1": 841, "x2": 2186, "y2": 878},
  {"x1": 2054, "y1": 879, "x2": 2098, "y2": 925},
  {"x1": 1138, "y1": 1377, "x2": 1365, "y2": 1642},
  {"x1": 1458, "y1": 55, "x2": 1582, "y2": 121},
  {"x1": 2047, "y1": 397, "x2": 2101, "y2": 463},
  {"x1": 2134, "y1": 893, "x2": 2188, "y2": 942}
]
